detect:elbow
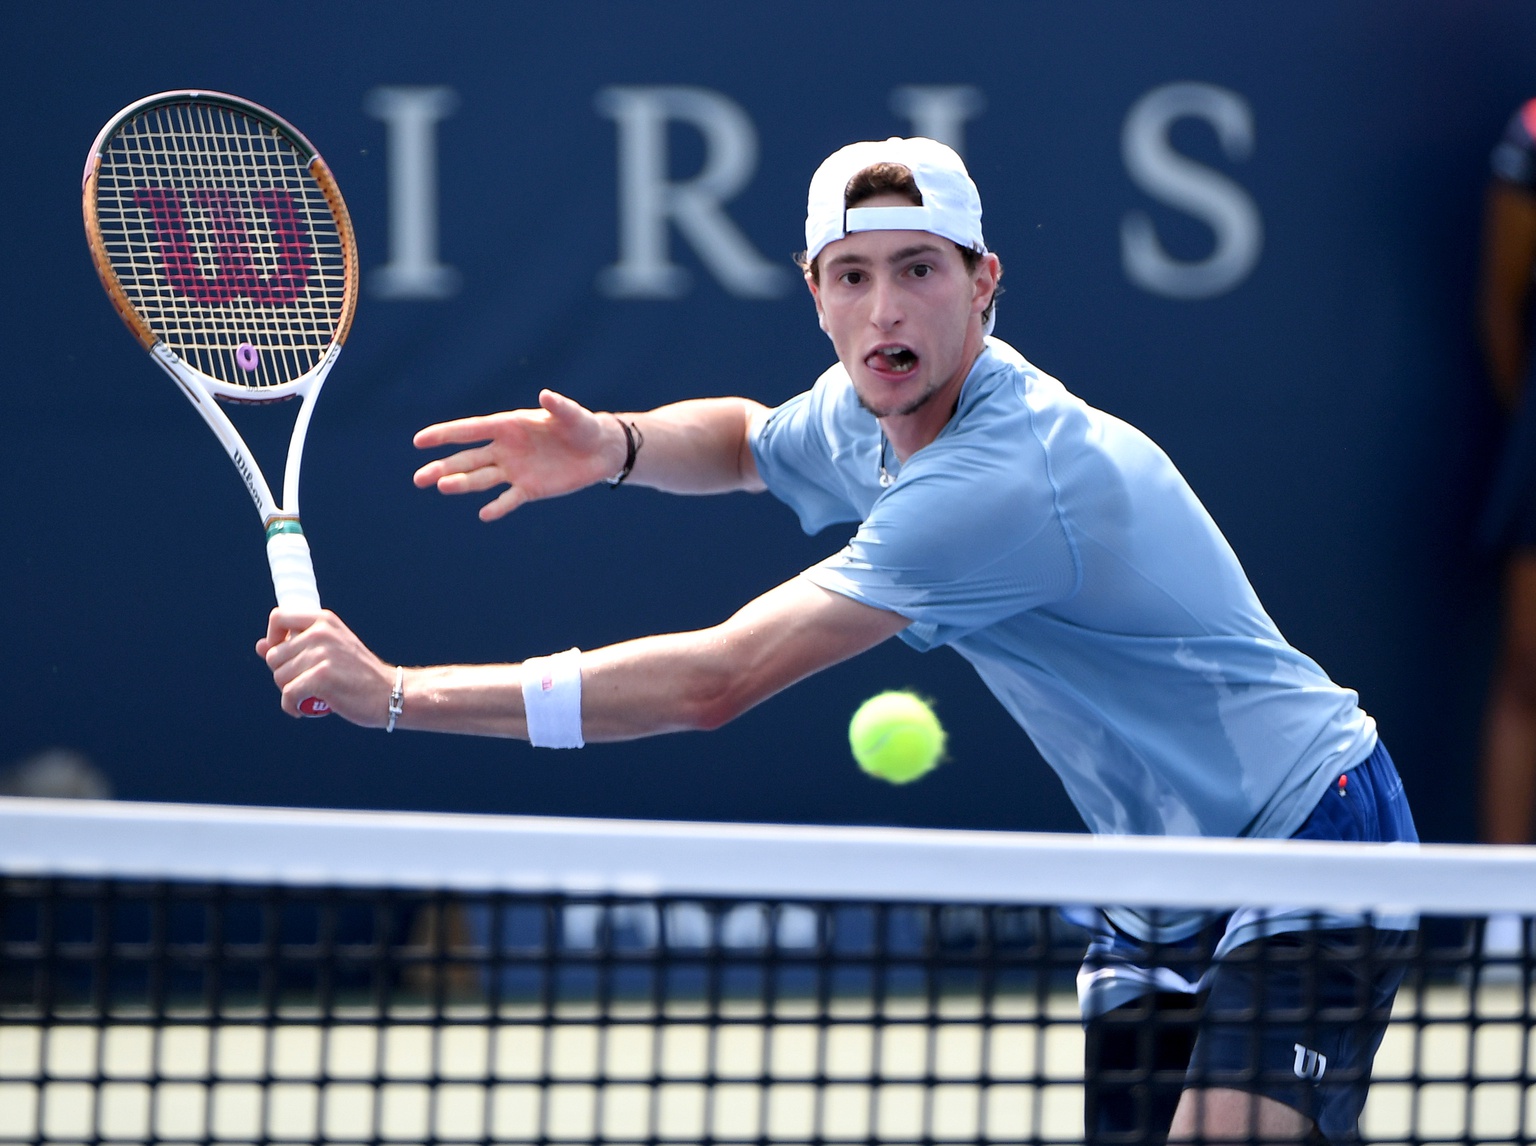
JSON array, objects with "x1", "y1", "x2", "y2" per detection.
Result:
[
  {"x1": 686, "y1": 684, "x2": 752, "y2": 733},
  {"x1": 691, "y1": 704, "x2": 739, "y2": 734},
  {"x1": 677, "y1": 657, "x2": 759, "y2": 733}
]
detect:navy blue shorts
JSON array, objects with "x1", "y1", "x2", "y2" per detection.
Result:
[{"x1": 1082, "y1": 741, "x2": 1418, "y2": 1146}]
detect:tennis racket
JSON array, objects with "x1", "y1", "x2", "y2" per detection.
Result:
[{"x1": 83, "y1": 90, "x2": 358, "y2": 716}]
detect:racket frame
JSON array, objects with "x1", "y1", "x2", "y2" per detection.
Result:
[{"x1": 82, "y1": 90, "x2": 360, "y2": 614}]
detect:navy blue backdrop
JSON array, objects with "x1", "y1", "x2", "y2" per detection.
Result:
[{"x1": 3, "y1": 1, "x2": 1528, "y2": 841}]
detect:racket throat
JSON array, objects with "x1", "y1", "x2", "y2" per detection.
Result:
[{"x1": 264, "y1": 516, "x2": 306, "y2": 540}]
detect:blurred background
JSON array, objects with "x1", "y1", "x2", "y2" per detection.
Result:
[{"x1": 3, "y1": 0, "x2": 1526, "y2": 842}]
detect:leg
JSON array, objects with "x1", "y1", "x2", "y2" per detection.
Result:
[
  {"x1": 1085, "y1": 991, "x2": 1200, "y2": 1146},
  {"x1": 1480, "y1": 550, "x2": 1536, "y2": 844},
  {"x1": 1168, "y1": 1087, "x2": 1314, "y2": 1145},
  {"x1": 1180, "y1": 928, "x2": 1411, "y2": 1146}
]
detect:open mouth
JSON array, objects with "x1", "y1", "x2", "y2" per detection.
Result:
[{"x1": 868, "y1": 346, "x2": 919, "y2": 374}]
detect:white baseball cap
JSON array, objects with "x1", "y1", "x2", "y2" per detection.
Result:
[{"x1": 804, "y1": 136, "x2": 987, "y2": 265}]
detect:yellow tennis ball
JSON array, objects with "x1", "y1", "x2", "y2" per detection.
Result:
[{"x1": 849, "y1": 691, "x2": 946, "y2": 784}]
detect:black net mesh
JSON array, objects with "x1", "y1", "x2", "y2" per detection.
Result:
[{"x1": 1, "y1": 871, "x2": 1530, "y2": 1146}]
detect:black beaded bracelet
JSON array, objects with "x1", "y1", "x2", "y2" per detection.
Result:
[{"x1": 606, "y1": 418, "x2": 644, "y2": 487}]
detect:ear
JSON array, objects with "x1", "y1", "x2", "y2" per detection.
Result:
[
  {"x1": 972, "y1": 253, "x2": 1001, "y2": 320},
  {"x1": 805, "y1": 271, "x2": 829, "y2": 334}
]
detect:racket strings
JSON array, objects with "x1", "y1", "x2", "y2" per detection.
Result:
[{"x1": 91, "y1": 100, "x2": 350, "y2": 394}]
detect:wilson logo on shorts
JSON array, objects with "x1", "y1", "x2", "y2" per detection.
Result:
[{"x1": 1293, "y1": 1043, "x2": 1327, "y2": 1080}]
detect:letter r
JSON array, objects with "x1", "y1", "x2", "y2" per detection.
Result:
[{"x1": 595, "y1": 86, "x2": 790, "y2": 300}]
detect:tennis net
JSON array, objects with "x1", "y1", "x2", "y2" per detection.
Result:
[{"x1": 2, "y1": 796, "x2": 1534, "y2": 1145}]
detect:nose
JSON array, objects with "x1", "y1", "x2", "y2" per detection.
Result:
[{"x1": 868, "y1": 276, "x2": 903, "y2": 330}]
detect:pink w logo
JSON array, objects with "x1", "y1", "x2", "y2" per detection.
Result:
[{"x1": 134, "y1": 187, "x2": 313, "y2": 305}]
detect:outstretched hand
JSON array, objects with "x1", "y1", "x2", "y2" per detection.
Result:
[{"x1": 412, "y1": 389, "x2": 622, "y2": 520}]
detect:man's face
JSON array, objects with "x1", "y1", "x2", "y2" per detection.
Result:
[{"x1": 807, "y1": 195, "x2": 996, "y2": 420}]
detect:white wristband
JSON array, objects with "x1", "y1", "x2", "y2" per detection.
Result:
[{"x1": 521, "y1": 648, "x2": 584, "y2": 748}]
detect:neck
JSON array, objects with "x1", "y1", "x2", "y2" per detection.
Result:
[{"x1": 880, "y1": 337, "x2": 986, "y2": 462}]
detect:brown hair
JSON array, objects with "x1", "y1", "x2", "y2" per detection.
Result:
[{"x1": 796, "y1": 162, "x2": 999, "y2": 325}]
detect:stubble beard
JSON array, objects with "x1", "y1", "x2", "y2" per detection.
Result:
[{"x1": 854, "y1": 374, "x2": 946, "y2": 419}]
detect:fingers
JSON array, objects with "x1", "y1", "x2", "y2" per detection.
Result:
[
  {"x1": 540, "y1": 389, "x2": 589, "y2": 424},
  {"x1": 436, "y1": 466, "x2": 506, "y2": 496},
  {"x1": 415, "y1": 394, "x2": 589, "y2": 457},
  {"x1": 412, "y1": 392, "x2": 602, "y2": 516},
  {"x1": 541, "y1": 390, "x2": 609, "y2": 451},
  {"x1": 278, "y1": 662, "x2": 335, "y2": 720},
  {"x1": 414, "y1": 444, "x2": 496, "y2": 490},
  {"x1": 260, "y1": 607, "x2": 319, "y2": 657},
  {"x1": 413, "y1": 413, "x2": 497, "y2": 450},
  {"x1": 479, "y1": 484, "x2": 530, "y2": 521},
  {"x1": 261, "y1": 611, "x2": 327, "y2": 718},
  {"x1": 258, "y1": 610, "x2": 391, "y2": 725},
  {"x1": 420, "y1": 459, "x2": 526, "y2": 515}
]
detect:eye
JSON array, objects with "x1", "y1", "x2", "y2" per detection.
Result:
[
  {"x1": 909, "y1": 263, "x2": 933, "y2": 278},
  {"x1": 839, "y1": 270, "x2": 865, "y2": 286}
]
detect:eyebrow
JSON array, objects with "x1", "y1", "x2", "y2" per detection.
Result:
[{"x1": 824, "y1": 242, "x2": 945, "y2": 271}]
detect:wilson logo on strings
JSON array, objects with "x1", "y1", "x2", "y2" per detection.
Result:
[{"x1": 133, "y1": 187, "x2": 313, "y2": 305}]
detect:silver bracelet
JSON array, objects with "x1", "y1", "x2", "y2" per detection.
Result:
[{"x1": 386, "y1": 665, "x2": 405, "y2": 733}]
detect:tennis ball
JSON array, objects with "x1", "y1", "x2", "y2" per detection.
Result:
[{"x1": 849, "y1": 691, "x2": 946, "y2": 784}]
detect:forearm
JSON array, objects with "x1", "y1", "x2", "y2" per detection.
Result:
[
  {"x1": 392, "y1": 629, "x2": 736, "y2": 741},
  {"x1": 619, "y1": 397, "x2": 769, "y2": 495},
  {"x1": 388, "y1": 578, "x2": 906, "y2": 742}
]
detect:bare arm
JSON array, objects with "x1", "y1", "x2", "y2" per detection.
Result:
[
  {"x1": 1479, "y1": 181, "x2": 1536, "y2": 410},
  {"x1": 257, "y1": 577, "x2": 909, "y2": 738},
  {"x1": 412, "y1": 390, "x2": 768, "y2": 520}
]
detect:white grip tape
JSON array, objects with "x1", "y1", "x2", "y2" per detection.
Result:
[{"x1": 266, "y1": 532, "x2": 322, "y2": 612}]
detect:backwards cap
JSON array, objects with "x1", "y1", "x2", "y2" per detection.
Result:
[{"x1": 804, "y1": 136, "x2": 986, "y2": 265}]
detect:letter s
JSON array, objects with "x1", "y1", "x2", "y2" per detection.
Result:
[{"x1": 1121, "y1": 83, "x2": 1262, "y2": 300}]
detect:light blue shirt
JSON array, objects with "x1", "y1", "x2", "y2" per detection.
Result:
[{"x1": 751, "y1": 338, "x2": 1376, "y2": 845}]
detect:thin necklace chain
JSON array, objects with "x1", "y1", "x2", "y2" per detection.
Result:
[{"x1": 878, "y1": 394, "x2": 963, "y2": 487}]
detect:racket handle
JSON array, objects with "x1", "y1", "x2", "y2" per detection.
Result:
[
  {"x1": 266, "y1": 531, "x2": 321, "y2": 612},
  {"x1": 265, "y1": 531, "x2": 330, "y2": 718}
]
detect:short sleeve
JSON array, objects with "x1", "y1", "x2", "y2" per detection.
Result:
[
  {"x1": 804, "y1": 438, "x2": 1080, "y2": 651},
  {"x1": 749, "y1": 376, "x2": 864, "y2": 535},
  {"x1": 1492, "y1": 100, "x2": 1536, "y2": 191}
]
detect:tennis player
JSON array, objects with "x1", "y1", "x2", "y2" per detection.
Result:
[{"x1": 260, "y1": 137, "x2": 1416, "y2": 1146}]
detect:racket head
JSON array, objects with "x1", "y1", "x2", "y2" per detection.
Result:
[{"x1": 83, "y1": 91, "x2": 359, "y2": 403}]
